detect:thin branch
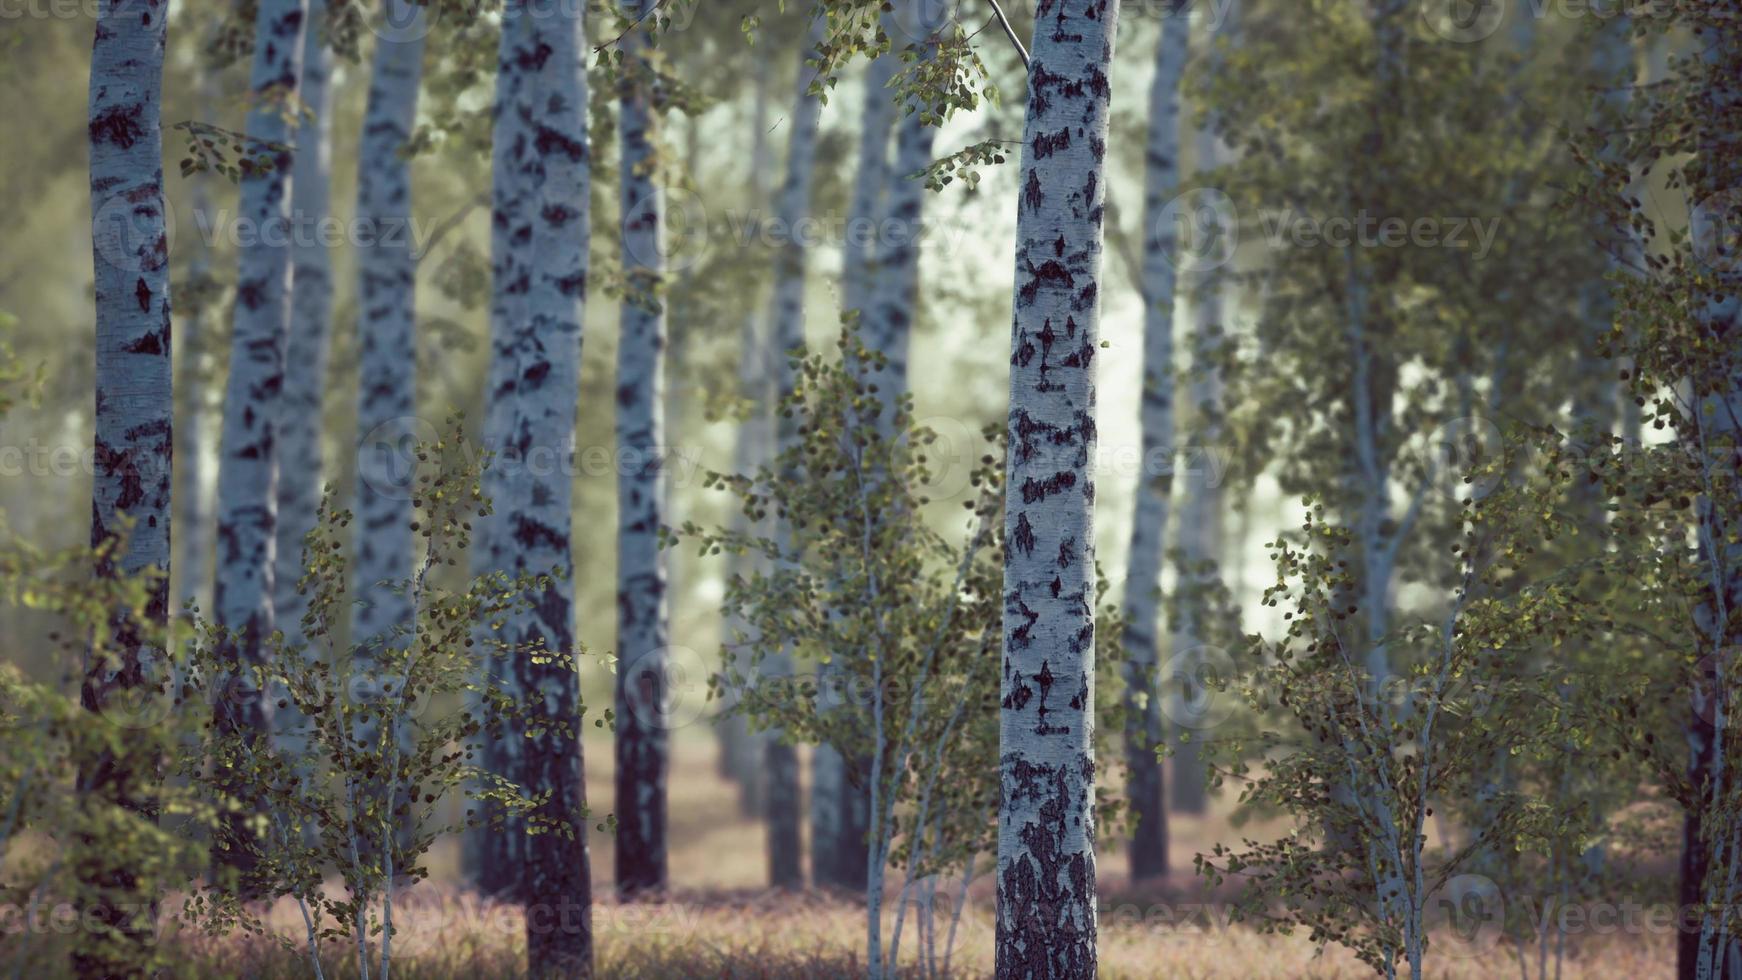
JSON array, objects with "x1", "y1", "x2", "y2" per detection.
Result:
[
  {"x1": 592, "y1": 0, "x2": 667, "y2": 55},
  {"x1": 413, "y1": 194, "x2": 487, "y2": 263}
]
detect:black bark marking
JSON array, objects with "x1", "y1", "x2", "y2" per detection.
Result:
[
  {"x1": 90, "y1": 104, "x2": 144, "y2": 149},
  {"x1": 1013, "y1": 512, "x2": 1037, "y2": 556}
]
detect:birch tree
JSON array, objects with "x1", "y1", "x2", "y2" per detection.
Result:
[
  {"x1": 468, "y1": 0, "x2": 534, "y2": 894},
  {"x1": 1166, "y1": 101, "x2": 1228, "y2": 814},
  {"x1": 1119, "y1": 1, "x2": 1188, "y2": 881},
  {"x1": 82, "y1": 0, "x2": 172, "y2": 963},
  {"x1": 349, "y1": 0, "x2": 426, "y2": 823},
  {"x1": 718, "y1": 54, "x2": 776, "y2": 815},
  {"x1": 765, "y1": 14, "x2": 827, "y2": 890},
  {"x1": 613, "y1": 0, "x2": 671, "y2": 899},
  {"x1": 273, "y1": 0, "x2": 336, "y2": 663},
  {"x1": 1673, "y1": 16, "x2": 1742, "y2": 978},
  {"x1": 210, "y1": 0, "x2": 306, "y2": 872},
  {"x1": 994, "y1": 0, "x2": 1118, "y2": 971},
  {"x1": 859, "y1": 9, "x2": 941, "y2": 437},
  {"x1": 491, "y1": 0, "x2": 594, "y2": 969}
]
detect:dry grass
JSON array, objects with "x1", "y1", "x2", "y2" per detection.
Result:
[{"x1": 7, "y1": 732, "x2": 1677, "y2": 977}]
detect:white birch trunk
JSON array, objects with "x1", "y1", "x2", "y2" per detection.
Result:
[
  {"x1": 211, "y1": 0, "x2": 306, "y2": 875},
  {"x1": 1120, "y1": 3, "x2": 1188, "y2": 879},
  {"x1": 273, "y1": 0, "x2": 335, "y2": 658},
  {"x1": 348, "y1": 0, "x2": 424, "y2": 871},
  {"x1": 270, "y1": 0, "x2": 335, "y2": 780},
  {"x1": 81, "y1": 0, "x2": 172, "y2": 962},
  {"x1": 860, "y1": 67, "x2": 937, "y2": 436},
  {"x1": 994, "y1": 0, "x2": 1119, "y2": 973},
  {"x1": 466, "y1": 0, "x2": 534, "y2": 893},
  {"x1": 494, "y1": 0, "x2": 594, "y2": 969},
  {"x1": 350, "y1": 0, "x2": 424, "y2": 668},
  {"x1": 612, "y1": 0, "x2": 670, "y2": 899},
  {"x1": 765, "y1": 15, "x2": 828, "y2": 891},
  {"x1": 718, "y1": 54, "x2": 776, "y2": 814},
  {"x1": 1167, "y1": 272, "x2": 1221, "y2": 816}
]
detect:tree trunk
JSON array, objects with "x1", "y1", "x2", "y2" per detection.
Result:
[
  {"x1": 613, "y1": 0, "x2": 670, "y2": 901},
  {"x1": 211, "y1": 0, "x2": 306, "y2": 875},
  {"x1": 349, "y1": 2, "x2": 425, "y2": 857},
  {"x1": 718, "y1": 54, "x2": 776, "y2": 815},
  {"x1": 765, "y1": 16, "x2": 827, "y2": 891},
  {"x1": 176, "y1": 187, "x2": 215, "y2": 622},
  {"x1": 813, "y1": 40, "x2": 899, "y2": 895},
  {"x1": 273, "y1": 0, "x2": 335, "y2": 657},
  {"x1": 860, "y1": 65, "x2": 936, "y2": 430},
  {"x1": 495, "y1": 0, "x2": 594, "y2": 972},
  {"x1": 350, "y1": 0, "x2": 424, "y2": 652},
  {"x1": 272, "y1": 0, "x2": 335, "y2": 773},
  {"x1": 1121, "y1": 2, "x2": 1188, "y2": 880},
  {"x1": 1167, "y1": 137, "x2": 1225, "y2": 816},
  {"x1": 994, "y1": 0, "x2": 1119, "y2": 972},
  {"x1": 80, "y1": 0, "x2": 172, "y2": 967},
  {"x1": 467, "y1": 0, "x2": 534, "y2": 895},
  {"x1": 1679, "y1": 22, "x2": 1742, "y2": 980}
]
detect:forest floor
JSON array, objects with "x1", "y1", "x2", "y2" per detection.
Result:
[{"x1": 15, "y1": 732, "x2": 1678, "y2": 978}]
